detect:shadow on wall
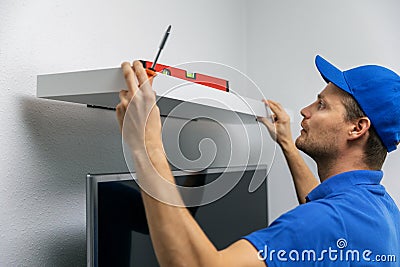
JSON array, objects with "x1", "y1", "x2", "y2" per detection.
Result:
[
  {"x1": 20, "y1": 95, "x2": 128, "y2": 184},
  {"x1": 17, "y1": 95, "x2": 128, "y2": 266}
]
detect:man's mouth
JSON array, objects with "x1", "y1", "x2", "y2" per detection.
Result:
[{"x1": 301, "y1": 121, "x2": 307, "y2": 132}]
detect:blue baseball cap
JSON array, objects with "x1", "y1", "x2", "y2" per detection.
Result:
[{"x1": 315, "y1": 55, "x2": 400, "y2": 152}]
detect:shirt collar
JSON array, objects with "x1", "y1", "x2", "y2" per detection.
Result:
[{"x1": 306, "y1": 170, "x2": 383, "y2": 202}]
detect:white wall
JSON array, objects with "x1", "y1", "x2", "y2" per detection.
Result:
[
  {"x1": 246, "y1": 0, "x2": 400, "y2": 221},
  {"x1": 0, "y1": 0, "x2": 247, "y2": 266},
  {"x1": 2, "y1": 1, "x2": 400, "y2": 266}
]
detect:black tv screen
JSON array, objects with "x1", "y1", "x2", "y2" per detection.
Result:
[{"x1": 86, "y1": 166, "x2": 268, "y2": 267}]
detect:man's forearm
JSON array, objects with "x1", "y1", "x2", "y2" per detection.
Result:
[
  {"x1": 116, "y1": 61, "x2": 262, "y2": 267},
  {"x1": 132, "y1": 148, "x2": 222, "y2": 267},
  {"x1": 280, "y1": 141, "x2": 319, "y2": 204}
]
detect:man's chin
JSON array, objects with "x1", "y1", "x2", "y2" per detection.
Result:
[
  {"x1": 294, "y1": 136, "x2": 303, "y2": 150},
  {"x1": 295, "y1": 137, "x2": 309, "y2": 155}
]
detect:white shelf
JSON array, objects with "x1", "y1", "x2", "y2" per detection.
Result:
[{"x1": 37, "y1": 68, "x2": 267, "y2": 123}]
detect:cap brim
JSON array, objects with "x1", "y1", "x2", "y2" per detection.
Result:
[{"x1": 315, "y1": 55, "x2": 351, "y2": 94}]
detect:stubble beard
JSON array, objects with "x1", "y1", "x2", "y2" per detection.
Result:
[{"x1": 295, "y1": 130, "x2": 339, "y2": 163}]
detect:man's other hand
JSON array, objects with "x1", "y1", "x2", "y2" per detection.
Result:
[{"x1": 257, "y1": 99, "x2": 293, "y2": 148}]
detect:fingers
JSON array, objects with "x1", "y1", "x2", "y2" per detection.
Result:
[
  {"x1": 264, "y1": 99, "x2": 283, "y2": 114},
  {"x1": 132, "y1": 61, "x2": 153, "y2": 92},
  {"x1": 121, "y1": 62, "x2": 138, "y2": 96},
  {"x1": 257, "y1": 116, "x2": 277, "y2": 141},
  {"x1": 257, "y1": 116, "x2": 269, "y2": 126},
  {"x1": 257, "y1": 115, "x2": 274, "y2": 129},
  {"x1": 262, "y1": 99, "x2": 290, "y2": 122}
]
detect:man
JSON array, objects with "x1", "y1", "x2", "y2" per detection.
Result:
[{"x1": 116, "y1": 55, "x2": 400, "y2": 266}]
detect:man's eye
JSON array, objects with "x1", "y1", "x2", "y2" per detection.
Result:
[{"x1": 318, "y1": 101, "x2": 325, "y2": 109}]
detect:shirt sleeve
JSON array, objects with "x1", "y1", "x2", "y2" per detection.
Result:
[{"x1": 242, "y1": 201, "x2": 344, "y2": 267}]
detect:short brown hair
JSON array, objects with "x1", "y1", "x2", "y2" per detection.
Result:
[{"x1": 339, "y1": 91, "x2": 387, "y2": 169}]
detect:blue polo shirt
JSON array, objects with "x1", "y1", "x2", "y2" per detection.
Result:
[{"x1": 243, "y1": 170, "x2": 400, "y2": 266}]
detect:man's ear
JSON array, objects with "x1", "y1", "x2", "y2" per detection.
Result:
[{"x1": 348, "y1": 117, "x2": 371, "y2": 141}]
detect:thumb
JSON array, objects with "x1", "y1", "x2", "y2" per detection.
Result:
[
  {"x1": 257, "y1": 116, "x2": 277, "y2": 140},
  {"x1": 257, "y1": 116, "x2": 275, "y2": 131}
]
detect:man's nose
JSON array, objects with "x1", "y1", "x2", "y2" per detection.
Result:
[{"x1": 300, "y1": 105, "x2": 311, "y2": 119}]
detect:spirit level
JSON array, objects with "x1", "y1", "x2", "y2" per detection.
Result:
[{"x1": 141, "y1": 60, "x2": 229, "y2": 92}]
